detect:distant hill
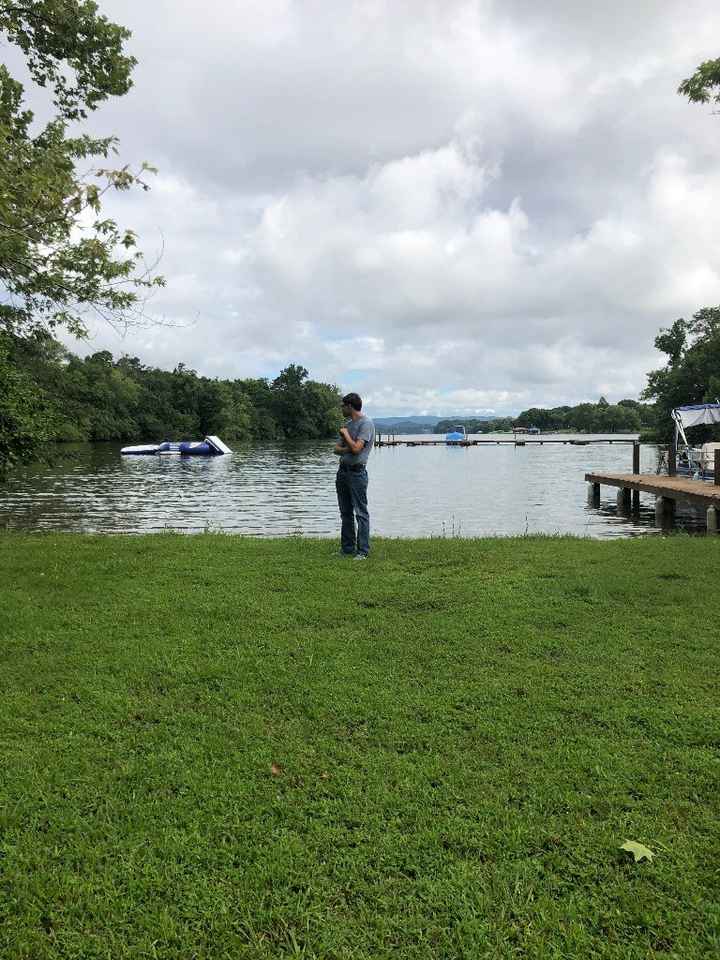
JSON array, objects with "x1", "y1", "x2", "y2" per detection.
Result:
[
  {"x1": 372, "y1": 418, "x2": 437, "y2": 434},
  {"x1": 373, "y1": 416, "x2": 439, "y2": 426}
]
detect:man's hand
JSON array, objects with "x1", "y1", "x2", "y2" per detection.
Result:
[
  {"x1": 339, "y1": 428, "x2": 365, "y2": 456},
  {"x1": 333, "y1": 442, "x2": 348, "y2": 455}
]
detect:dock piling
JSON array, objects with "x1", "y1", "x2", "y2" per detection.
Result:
[
  {"x1": 715, "y1": 450, "x2": 720, "y2": 486},
  {"x1": 655, "y1": 496, "x2": 675, "y2": 529},
  {"x1": 616, "y1": 488, "x2": 631, "y2": 515},
  {"x1": 632, "y1": 442, "x2": 640, "y2": 513},
  {"x1": 707, "y1": 506, "x2": 719, "y2": 534},
  {"x1": 587, "y1": 482, "x2": 600, "y2": 507}
]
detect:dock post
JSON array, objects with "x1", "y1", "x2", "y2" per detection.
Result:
[
  {"x1": 654, "y1": 496, "x2": 675, "y2": 529},
  {"x1": 715, "y1": 449, "x2": 720, "y2": 486},
  {"x1": 668, "y1": 438, "x2": 677, "y2": 477},
  {"x1": 632, "y1": 442, "x2": 640, "y2": 513},
  {"x1": 587, "y1": 482, "x2": 600, "y2": 507},
  {"x1": 707, "y1": 506, "x2": 719, "y2": 534},
  {"x1": 617, "y1": 488, "x2": 631, "y2": 515}
]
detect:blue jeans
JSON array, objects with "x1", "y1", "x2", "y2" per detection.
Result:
[{"x1": 336, "y1": 467, "x2": 369, "y2": 555}]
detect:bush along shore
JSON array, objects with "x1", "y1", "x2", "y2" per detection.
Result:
[{"x1": 2, "y1": 532, "x2": 719, "y2": 959}]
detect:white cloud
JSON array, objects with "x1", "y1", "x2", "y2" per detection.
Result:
[{"x1": 56, "y1": 0, "x2": 720, "y2": 414}]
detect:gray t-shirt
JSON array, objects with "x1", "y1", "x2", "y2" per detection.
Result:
[{"x1": 340, "y1": 415, "x2": 375, "y2": 466}]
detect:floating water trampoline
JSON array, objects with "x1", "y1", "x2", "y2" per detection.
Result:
[{"x1": 121, "y1": 435, "x2": 232, "y2": 456}]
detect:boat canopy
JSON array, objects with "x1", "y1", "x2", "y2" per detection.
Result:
[
  {"x1": 672, "y1": 403, "x2": 720, "y2": 450},
  {"x1": 672, "y1": 403, "x2": 720, "y2": 429}
]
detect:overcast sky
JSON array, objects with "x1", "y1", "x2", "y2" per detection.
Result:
[{"x1": 57, "y1": 1, "x2": 720, "y2": 414}]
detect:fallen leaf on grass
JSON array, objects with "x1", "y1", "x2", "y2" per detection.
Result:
[
  {"x1": 619, "y1": 840, "x2": 654, "y2": 862},
  {"x1": 319, "y1": 771, "x2": 330, "y2": 780},
  {"x1": 270, "y1": 762, "x2": 283, "y2": 776}
]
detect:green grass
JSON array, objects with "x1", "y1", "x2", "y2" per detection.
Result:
[{"x1": 1, "y1": 533, "x2": 719, "y2": 959}]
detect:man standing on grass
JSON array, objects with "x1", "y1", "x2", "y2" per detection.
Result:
[{"x1": 334, "y1": 392, "x2": 375, "y2": 559}]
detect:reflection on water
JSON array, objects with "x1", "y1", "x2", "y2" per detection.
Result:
[{"x1": 0, "y1": 435, "x2": 707, "y2": 538}]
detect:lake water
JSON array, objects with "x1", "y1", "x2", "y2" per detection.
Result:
[{"x1": 0, "y1": 434, "x2": 707, "y2": 539}]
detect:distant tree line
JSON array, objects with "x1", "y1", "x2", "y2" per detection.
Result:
[
  {"x1": 437, "y1": 400, "x2": 653, "y2": 435},
  {"x1": 0, "y1": 332, "x2": 342, "y2": 473},
  {"x1": 512, "y1": 398, "x2": 654, "y2": 434},
  {"x1": 436, "y1": 417, "x2": 515, "y2": 434}
]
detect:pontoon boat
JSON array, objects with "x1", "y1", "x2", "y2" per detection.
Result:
[{"x1": 671, "y1": 404, "x2": 720, "y2": 481}]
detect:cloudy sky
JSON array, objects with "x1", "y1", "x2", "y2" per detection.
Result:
[{"x1": 58, "y1": 1, "x2": 720, "y2": 414}]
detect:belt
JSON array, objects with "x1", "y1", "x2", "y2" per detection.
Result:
[{"x1": 338, "y1": 463, "x2": 366, "y2": 472}]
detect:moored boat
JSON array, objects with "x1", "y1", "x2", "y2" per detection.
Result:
[
  {"x1": 445, "y1": 425, "x2": 466, "y2": 444},
  {"x1": 672, "y1": 404, "x2": 720, "y2": 480}
]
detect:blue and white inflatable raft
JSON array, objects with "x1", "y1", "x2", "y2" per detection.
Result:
[{"x1": 121, "y1": 435, "x2": 232, "y2": 456}]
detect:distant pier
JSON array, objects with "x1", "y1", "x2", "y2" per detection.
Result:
[{"x1": 375, "y1": 435, "x2": 638, "y2": 448}]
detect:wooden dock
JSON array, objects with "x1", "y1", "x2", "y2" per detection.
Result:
[{"x1": 585, "y1": 470, "x2": 720, "y2": 531}]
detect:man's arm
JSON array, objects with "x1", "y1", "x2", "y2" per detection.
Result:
[
  {"x1": 339, "y1": 428, "x2": 366, "y2": 456},
  {"x1": 333, "y1": 441, "x2": 348, "y2": 456}
]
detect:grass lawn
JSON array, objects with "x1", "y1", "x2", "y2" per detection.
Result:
[{"x1": 1, "y1": 532, "x2": 719, "y2": 959}]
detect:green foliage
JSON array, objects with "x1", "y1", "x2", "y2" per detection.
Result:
[
  {"x1": 512, "y1": 401, "x2": 650, "y2": 434},
  {"x1": 436, "y1": 417, "x2": 515, "y2": 433},
  {"x1": 271, "y1": 363, "x2": 343, "y2": 439},
  {"x1": 0, "y1": 335, "x2": 343, "y2": 470},
  {"x1": 0, "y1": 333, "x2": 55, "y2": 476},
  {"x1": 642, "y1": 306, "x2": 720, "y2": 442},
  {"x1": 2, "y1": 533, "x2": 720, "y2": 957},
  {"x1": 0, "y1": 0, "x2": 136, "y2": 121},
  {"x1": 678, "y1": 57, "x2": 720, "y2": 105},
  {"x1": 0, "y1": 0, "x2": 164, "y2": 339}
]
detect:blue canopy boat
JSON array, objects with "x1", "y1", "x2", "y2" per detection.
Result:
[
  {"x1": 121, "y1": 435, "x2": 232, "y2": 456},
  {"x1": 445, "y1": 425, "x2": 466, "y2": 444}
]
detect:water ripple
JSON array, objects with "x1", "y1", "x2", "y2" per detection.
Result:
[{"x1": 0, "y1": 437, "x2": 707, "y2": 537}]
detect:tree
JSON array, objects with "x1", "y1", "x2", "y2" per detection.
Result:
[
  {"x1": 514, "y1": 406, "x2": 567, "y2": 431},
  {"x1": 2, "y1": 332, "x2": 345, "y2": 451},
  {"x1": 642, "y1": 306, "x2": 720, "y2": 441},
  {"x1": 678, "y1": 58, "x2": 720, "y2": 105},
  {"x1": 271, "y1": 364, "x2": 313, "y2": 438},
  {"x1": 0, "y1": 1, "x2": 163, "y2": 473},
  {"x1": 513, "y1": 401, "x2": 644, "y2": 433},
  {"x1": 595, "y1": 403, "x2": 640, "y2": 433},
  {"x1": 0, "y1": 333, "x2": 56, "y2": 476},
  {"x1": 270, "y1": 364, "x2": 343, "y2": 439},
  {"x1": 304, "y1": 379, "x2": 344, "y2": 437},
  {"x1": 238, "y1": 378, "x2": 280, "y2": 439},
  {"x1": 0, "y1": 1, "x2": 164, "y2": 340}
]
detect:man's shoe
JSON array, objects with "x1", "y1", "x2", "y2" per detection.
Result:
[{"x1": 353, "y1": 553, "x2": 368, "y2": 560}]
